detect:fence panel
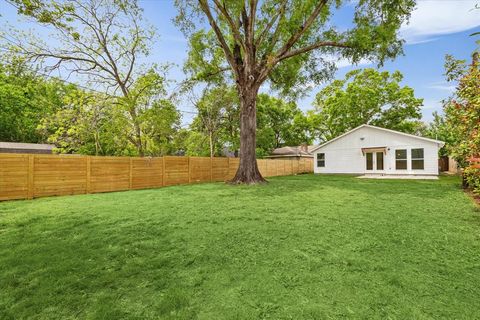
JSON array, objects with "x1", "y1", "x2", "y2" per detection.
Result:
[
  {"x1": 227, "y1": 158, "x2": 240, "y2": 180},
  {"x1": 0, "y1": 154, "x2": 29, "y2": 201},
  {"x1": 189, "y1": 157, "x2": 212, "y2": 183},
  {"x1": 131, "y1": 157, "x2": 163, "y2": 190},
  {"x1": 164, "y1": 156, "x2": 189, "y2": 186},
  {"x1": 34, "y1": 155, "x2": 87, "y2": 197},
  {"x1": 212, "y1": 158, "x2": 229, "y2": 181},
  {"x1": 285, "y1": 160, "x2": 293, "y2": 176},
  {"x1": 0, "y1": 154, "x2": 313, "y2": 201},
  {"x1": 266, "y1": 159, "x2": 277, "y2": 177},
  {"x1": 90, "y1": 157, "x2": 130, "y2": 193},
  {"x1": 257, "y1": 159, "x2": 267, "y2": 177}
]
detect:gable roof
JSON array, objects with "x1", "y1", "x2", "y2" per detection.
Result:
[
  {"x1": 310, "y1": 124, "x2": 444, "y2": 153},
  {"x1": 269, "y1": 145, "x2": 317, "y2": 156}
]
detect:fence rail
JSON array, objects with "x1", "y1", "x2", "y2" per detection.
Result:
[{"x1": 0, "y1": 154, "x2": 313, "y2": 201}]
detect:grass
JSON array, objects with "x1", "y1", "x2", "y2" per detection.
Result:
[{"x1": 0, "y1": 174, "x2": 479, "y2": 319}]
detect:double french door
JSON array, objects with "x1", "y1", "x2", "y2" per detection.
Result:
[{"x1": 365, "y1": 152, "x2": 384, "y2": 172}]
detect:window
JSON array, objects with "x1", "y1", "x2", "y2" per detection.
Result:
[
  {"x1": 395, "y1": 149, "x2": 407, "y2": 170},
  {"x1": 376, "y1": 152, "x2": 384, "y2": 170},
  {"x1": 317, "y1": 153, "x2": 325, "y2": 167},
  {"x1": 411, "y1": 148, "x2": 424, "y2": 170},
  {"x1": 366, "y1": 153, "x2": 373, "y2": 170}
]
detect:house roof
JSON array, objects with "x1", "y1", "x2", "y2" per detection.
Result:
[
  {"x1": 269, "y1": 145, "x2": 317, "y2": 157},
  {"x1": 0, "y1": 142, "x2": 55, "y2": 151},
  {"x1": 310, "y1": 124, "x2": 445, "y2": 153}
]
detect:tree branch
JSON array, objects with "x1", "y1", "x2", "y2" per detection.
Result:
[
  {"x1": 277, "y1": 41, "x2": 351, "y2": 62},
  {"x1": 212, "y1": 0, "x2": 245, "y2": 52},
  {"x1": 254, "y1": 0, "x2": 287, "y2": 47},
  {"x1": 273, "y1": 0, "x2": 328, "y2": 60},
  {"x1": 198, "y1": 0, "x2": 237, "y2": 74}
]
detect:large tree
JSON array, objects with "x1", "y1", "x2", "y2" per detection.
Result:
[
  {"x1": 175, "y1": 0, "x2": 416, "y2": 183},
  {"x1": 3, "y1": 0, "x2": 163, "y2": 156},
  {"x1": 310, "y1": 68, "x2": 423, "y2": 141}
]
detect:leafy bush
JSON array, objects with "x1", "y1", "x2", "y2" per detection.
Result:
[{"x1": 464, "y1": 167, "x2": 480, "y2": 194}]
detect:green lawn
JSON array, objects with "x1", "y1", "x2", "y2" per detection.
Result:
[{"x1": 0, "y1": 174, "x2": 479, "y2": 319}]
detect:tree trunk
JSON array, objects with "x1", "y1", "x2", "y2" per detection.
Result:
[
  {"x1": 209, "y1": 133, "x2": 214, "y2": 158},
  {"x1": 231, "y1": 86, "x2": 266, "y2": 184}
]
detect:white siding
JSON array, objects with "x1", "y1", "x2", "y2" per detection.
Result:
[{"x1": 313, "y1": 126, "x2": 441, "y2": 175}]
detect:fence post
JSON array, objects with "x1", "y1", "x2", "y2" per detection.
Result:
[
  {"x1": 129, "y1": 157, "x2": 133, "y2": 190},
  {"x1": 188, "y1": 156, "x2": 191, "y2": 183},
  {"x1": 227, "y1": 157, "x2": 230, "y2": 181},
  {"x1": 210, "y1": 156, "x2": 213, "y2": 181},
  {"x1": 86, "y1": 156, "x2": 91, "y2": 194},
  {"x1": 27, "y1": 154, "x2": 34, "y2": 199},
  {"x1": 162, "y1": 156, "x2": 166, "y2": 186}
]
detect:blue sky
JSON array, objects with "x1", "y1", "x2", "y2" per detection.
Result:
[{"x1": 1, "y1": 0, "x2": 479, "y2": 127}]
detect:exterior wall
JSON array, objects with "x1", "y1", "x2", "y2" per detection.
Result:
[{"x1": 313, "y1": 126, "x2": 440, "y2": 175}]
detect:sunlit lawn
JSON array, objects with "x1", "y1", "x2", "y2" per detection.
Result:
[{"x1": 0, "y1": 174, "x2": 479, "y2": 319}]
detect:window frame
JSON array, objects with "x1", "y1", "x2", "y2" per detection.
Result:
[
  {"x1": 395, "y1": 149, "x2": 408, "y2": 170},
  {"x1": 411, "y1": 148, "x2": 425, "y2": 170},
  {"x1": 317, "y1": 153, "x2": 325, "y2": 168}
]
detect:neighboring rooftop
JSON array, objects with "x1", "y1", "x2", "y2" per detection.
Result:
[
  {"x1": 267, "y1": 145, "x2": 316, "y2": 158},
  {"x1": 0, "y1": 142, "x2": 55, "y2": 154}
]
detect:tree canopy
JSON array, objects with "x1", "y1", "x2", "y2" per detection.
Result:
[
  {"x1": 310, "y1": 68, "x2": 423, "y2": 141},
  {"x1": 175, "y1": 0, "x2": 416, "y2": 183}
]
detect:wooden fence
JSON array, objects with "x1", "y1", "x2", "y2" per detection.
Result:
[{"x1": 0, "y1": 154, "x2": 313, "y2": 201}]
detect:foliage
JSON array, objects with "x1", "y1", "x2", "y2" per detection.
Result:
[
  {"x1": 310, "y1": 68, "x2": 423, "y2": 141},
  {"x1": 37, "y1": 89, "x2": 149, "y2": 156},
  {"x1": 423, "y1": 111, "x2": 453, "y2": 156},
  {"x1": 188, "y1": 86, "x2": 239, "y2": 157},
  {"x1": 39, "y1": 85, "x2": 181, "y2": 156},
  {"x1": 1, "y1": 175, "x2": 479, "y2": 318},
  {"x1": 3, "y1": 0, "x2": 167, "y2": 156},
  {"x1": 177, "y1": 0, "x2": 416, "y2": 97},
  {"x1": 442, "y1": 52, "x2": 480, "y2": 192},
  {"x1": 256, "y1": 94, "x2": 313, "y2": 156},
  {"x1": 443, "y1": 53, "x2": 480, "y2": 166},
  {"x1": 0, "y1": 59, "x2": 72, "y2": 143},
  {"x1": 464, "y1": 167, "x2": 480, "y2": 195},
  {"x1": 183, "y1": 90, "x2": 314, "y2": 158}
]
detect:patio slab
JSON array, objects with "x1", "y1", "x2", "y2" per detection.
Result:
[{"x1": 357, "y1": 174, "x2": 438, "y2": 180}]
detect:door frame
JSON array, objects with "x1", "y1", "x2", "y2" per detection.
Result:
[{"x1": 365, "y1": 151, "x2": 385, "y2": 173}]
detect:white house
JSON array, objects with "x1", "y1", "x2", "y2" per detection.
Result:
[{"x1": 311, "y1": 125, "x2": 444, "y2": 176}]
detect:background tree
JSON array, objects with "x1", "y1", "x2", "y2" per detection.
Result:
[
  {"x1": 3, "y1": 0, "x2": 172, "y2": 156},
  {"x1": 175, "y1": 0, "x2": 416, "y2": 183},
  {"x1": 37, "y1": 90, "x2": 125, "y2": 155},
  {"x1": 0, "y1": 58, "x2": 72, "y2": 143},
  {"x1": 423, "y1": 111, "x2": 453, "y2": 157},
  {"x1": 38, "y1": 75, "x2": 181, "y2": 156},
  {"x1": 256, "y1": 94, "x2": 313, "y2": 157},
  {"x1": 189, "y1": 86, "x2": 238, "y2": 157},
  {"x1": 310, "y1": 68, "x2": 423, "y2": 142}
]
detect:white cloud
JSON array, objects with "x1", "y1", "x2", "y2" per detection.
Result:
[
  {"x1": 426, "y1": 82, "x2": 456, "y2": 93},
  {"x1": 421, "y1": 98, "x2": 443, "y2": 110},
  {"x1": 335, "y1": 58, "x2": 372, "y2": 68},
  {"x1": 401, "y1": 1, "x2": 480, "y2": 44},
  {"x1": 322, "y1": 54, "x2": 373, "y2": 68}
]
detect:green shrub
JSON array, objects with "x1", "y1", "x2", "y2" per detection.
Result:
[{"x1": 464, "y1": 167, "x2": 480, "y2": 194}]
